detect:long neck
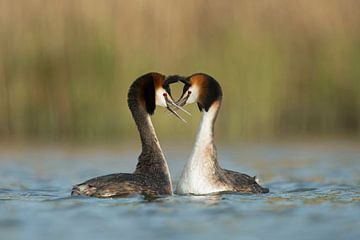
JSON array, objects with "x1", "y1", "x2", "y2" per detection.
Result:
[
  {"x1": 127, "y1": 93, "x2": 172, "y2": 191},
  {"x1": 131, "y1": 102, "x2": 159, "y2": 149},
  {"x1": 188, "y1": 100, "x2": 221, "y2": 170}
]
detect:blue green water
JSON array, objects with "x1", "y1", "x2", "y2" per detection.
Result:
[{"x1": 1, "y1": 142, "x2": 359, "y2": 240}]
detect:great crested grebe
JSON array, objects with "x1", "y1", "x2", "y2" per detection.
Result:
[
  {"x1": 71, "y1": 72, "x2": 183, "y2": 198},
  {"x1": 174, "y1": 73, "x2": 269, "y2": 195}
]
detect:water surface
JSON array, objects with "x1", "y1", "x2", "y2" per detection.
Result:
[{"x1": 1, "y1": 142, "x2": 359, "y2": 240}]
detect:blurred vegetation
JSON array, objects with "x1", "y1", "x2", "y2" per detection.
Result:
[{"x1": 0, "y1": 0, "x2": 360, "y2": 142}]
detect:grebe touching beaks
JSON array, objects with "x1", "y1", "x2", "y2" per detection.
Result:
[
  {"x1": 174, "y1": 73, "x2": 269, "y2": 195},
  {"x1": 71, "y1": 72, "x2": 184, "y2": 198}
]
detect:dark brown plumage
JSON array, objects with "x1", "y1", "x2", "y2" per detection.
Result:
[{"x1": 71, "y1": 73, "x2": 173, "y2": 198}]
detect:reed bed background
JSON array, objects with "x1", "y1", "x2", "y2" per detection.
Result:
[{"x1": 0, "y1": 0, "x2": 359, "y2": 143}]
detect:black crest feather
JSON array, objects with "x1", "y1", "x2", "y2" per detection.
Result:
[
  {"x1": 202, "y1": 75, "x2": 222, "y2": 112},
  {"x1": 164, "y1": 75, "x2": 185, "y2": 97},
  {"x1": 143, "y1": 75, "x2": 156, "y2": 115},
  {"x1": 128, "y1": 72, "x2": 158, "y2": 115}
]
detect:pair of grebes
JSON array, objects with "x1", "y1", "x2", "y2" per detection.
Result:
[{"x1": 72, "y1": 72, "x2": 269, "y2": 198}]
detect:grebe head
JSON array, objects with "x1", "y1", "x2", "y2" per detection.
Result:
[
  {"x1": 129, "y1": 72, "x2": 179, "y2": 115},
  {"x1": 177, "y1": 73, "x2": 222, "y2": 112}
]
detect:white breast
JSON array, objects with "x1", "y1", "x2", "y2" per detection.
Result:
[
  {"x1": 176, "y1": 161, "x2": 227, "y2": 195},
  {"x1": 176, "y1": 104, "x2": 227, "y2": 195}
]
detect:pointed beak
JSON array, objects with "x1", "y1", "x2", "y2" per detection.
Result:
[
  {"x1": 176, "y1": 91, "x2": 191, "y2": 107},
  {"x1": 163, "y1": 93, "x2": 188, "y2": 123}
]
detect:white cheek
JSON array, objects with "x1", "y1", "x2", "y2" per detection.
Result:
[
  {"x1": 186, "y1": 86, "x2": 199, "y2": 104},
  {"x1": 155, "y1": 88, "x2": 167, "y2": 107}
]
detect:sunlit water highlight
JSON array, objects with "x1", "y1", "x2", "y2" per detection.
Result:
[{"x1": 1, "y1": 142, "x2": 359, "y2": 240}]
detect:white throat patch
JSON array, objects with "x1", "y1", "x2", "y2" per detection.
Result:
[{"x1": 155, "y1": 88, "x2": 168, "y2": 107}]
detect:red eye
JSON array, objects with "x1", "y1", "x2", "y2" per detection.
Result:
[
  {"x1": 163, "y1": 93, "x2": 167, "y2": 97},
  {"x1": 188, "y1": 91, "x2": 192, "y2": 95}
]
